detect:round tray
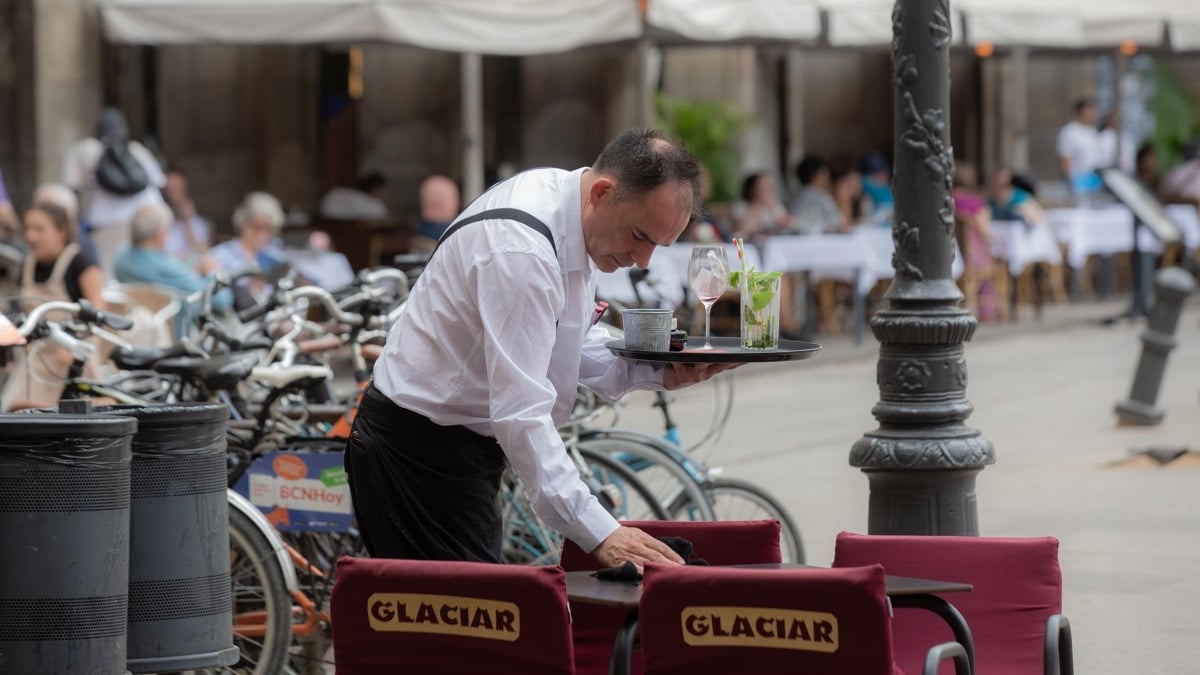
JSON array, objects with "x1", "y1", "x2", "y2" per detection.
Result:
[{"x1": 606, "y1": 337, "x2": 821, "y2": 363}]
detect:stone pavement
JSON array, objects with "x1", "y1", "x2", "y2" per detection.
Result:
[{"x1": 617, "y1": 296, "x2": 1200, "y2": 674}]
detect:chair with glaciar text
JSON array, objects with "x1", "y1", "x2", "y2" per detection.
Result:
[
  {"x1": 639, "y1": 563, "x2": 970, "y2": 675},
  {"x1": 559, "y1": 519, "x2": 782, "y2": 675},
  {"x1": 331, "y1": 556, "x2": 574, "y2": 675},
  {"x1": 833, "y1": 532, "x2": 1073, "y2": 675}
]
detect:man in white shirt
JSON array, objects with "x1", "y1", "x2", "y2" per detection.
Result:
[
  {"x1": 348, "y1": 129, "x2": 730, "y2": 568},
  {"x1": 1056, "y1": 99, "x2": 1102, "y2": 197}
]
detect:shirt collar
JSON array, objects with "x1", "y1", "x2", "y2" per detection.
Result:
[{"x1": 561, "y1": 167, "x2": 590, "y2": 273}]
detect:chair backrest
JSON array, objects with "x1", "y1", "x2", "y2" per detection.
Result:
[
  {"x1": 331, "y1": 556, "x2": 574, "y2": 675},
  {"x1": 833, "y1": 531, "x2": 1062, "y2": 675},
  {"x1": 640, "y1": 563, "x2": 896, "y2": 675},
  {"x1": 560, "y1": 519, "x2": 782, "y2": 675}
]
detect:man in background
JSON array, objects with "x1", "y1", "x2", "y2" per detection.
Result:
[{"x1": 414, "y1": 174, "x2": 461, "y2": 243}]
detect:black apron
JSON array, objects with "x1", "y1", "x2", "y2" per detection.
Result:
[{"x1": 345, "y1": 208, "x2": 556, "y2": 562}]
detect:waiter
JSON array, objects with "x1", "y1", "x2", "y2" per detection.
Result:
[{"x1": 345, "y1": 129, "x2": 733, "y2": 570}]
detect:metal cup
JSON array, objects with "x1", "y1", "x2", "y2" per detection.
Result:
[{"x1": 621, "y1": 309, "x2": 673, "y2": 351}]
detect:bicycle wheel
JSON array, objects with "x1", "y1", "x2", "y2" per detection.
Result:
[
  {"x1": 226, "y1": 507, "x2": 294, "y2": 675},
  {"x1": 673, "y1": 477, "x2": 806, "y2": 564},
  {"x1": 577, "y1": 446, "x2": 670, "y2": 521},
  {"x1": 577, "y1": 436, "x2": 715, "y2": 521}
]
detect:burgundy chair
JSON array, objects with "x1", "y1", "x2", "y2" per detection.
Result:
[
  {"x1": 330, "y1": 556, "x2": 574, "y2": 674},
  {"x1": 833, "y1": 532, "x2": 1073, "y2": 675},
  {"x1": 639, "y1": 563, "x2": 968, "y2": 675},
  {"x1": 560, "y1": 519, "x2": 783, "y2": 675}
]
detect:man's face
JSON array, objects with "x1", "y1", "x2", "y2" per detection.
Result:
[
  {"x1": 582, "y1": 176, "x2": 691, "y2": 273},
  {"x1": 1079, "y1": 104, "x2": 1097, "y2": 125},
  {"x1": 165, "y1": 172, "x2": 188, "y2": 204}
]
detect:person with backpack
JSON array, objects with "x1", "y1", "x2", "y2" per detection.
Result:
[{"x1": 61, "y1": 107, "x2": 166, "y2": 280}]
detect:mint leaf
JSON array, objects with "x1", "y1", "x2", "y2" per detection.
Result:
[{"x1": 752, "y1": 290, "x2": 774, "y2": 312}]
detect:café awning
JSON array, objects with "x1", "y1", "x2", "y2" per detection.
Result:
[
  {"x1": 99, "y1": 0, "x2": 642, "y2": 54},
  {"x1": 645, "y1": 0, "x2": 822, "y2": 43}
]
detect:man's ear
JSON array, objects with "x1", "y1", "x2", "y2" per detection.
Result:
[{"x1": 589, "y1": 175, "x2": 615, "y2": 206}]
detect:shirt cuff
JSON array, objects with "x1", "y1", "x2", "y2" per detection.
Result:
[{"x1": 564, "y1": 500, "x2": 621, "y2": 554}]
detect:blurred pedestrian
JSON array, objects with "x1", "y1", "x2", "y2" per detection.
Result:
[{"x1": 61, "y1": 108, "x2": 166, "y2": 280}]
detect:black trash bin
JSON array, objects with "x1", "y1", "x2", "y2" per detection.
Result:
[
  {"x1": 95, "y1": 403, "x2": 239, "y2": 673},
  {"x1": 0, "y1": 412, "x2": 137, "y2": 675}
]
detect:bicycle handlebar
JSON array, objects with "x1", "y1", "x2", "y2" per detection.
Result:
[
  {"x1": 18, "y1": 300, "x2": 131, "y2": 336},
  {"x1": 285, "y1": 286, "x2": 364, "y2": 327}
]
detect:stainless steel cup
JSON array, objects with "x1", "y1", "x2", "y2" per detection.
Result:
[{"x1": 621, "y1": 308, "x2": 673, "y2": 351}]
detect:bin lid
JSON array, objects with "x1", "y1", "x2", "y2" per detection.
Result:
[
  {"x1": 94, "y1": 403, "x2": 230, "y2": 427},
  {"x1": 0, "y1": 413, "x2": 138, "y2": 437}
]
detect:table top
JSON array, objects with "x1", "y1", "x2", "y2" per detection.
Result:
[{"x1": 566, "y1": 563, "x2": 973, "y2": 608}]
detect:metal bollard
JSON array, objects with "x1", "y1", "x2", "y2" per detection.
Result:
[{"x1": 1115, "y1": 267, "x2": 1196, "y2": 425}]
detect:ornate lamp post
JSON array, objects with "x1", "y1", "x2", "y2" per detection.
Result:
[{"x1": 850, "y1": 0, "x2": 995, "y2": 535}]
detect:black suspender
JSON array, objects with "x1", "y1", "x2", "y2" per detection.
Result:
[{"x1": 428, "y1": 208, "x2": 557, "y2": 260}]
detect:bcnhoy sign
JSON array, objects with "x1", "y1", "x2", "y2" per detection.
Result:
[{"x1": 233, "y1": 451, "x2": 354, "y2": 532}]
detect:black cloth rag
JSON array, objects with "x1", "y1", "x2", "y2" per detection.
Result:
[{"x1": 595, "y1": 535, "x2": 709, "y2": 582}]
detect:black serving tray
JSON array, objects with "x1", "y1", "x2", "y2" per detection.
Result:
[{"x1": 606, "y1": 337, "x2": 821, "y2": 363}]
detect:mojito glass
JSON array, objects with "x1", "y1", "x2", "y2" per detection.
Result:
[{"x1": 740, "y1": 271, "x2": 782, "y2": 349}]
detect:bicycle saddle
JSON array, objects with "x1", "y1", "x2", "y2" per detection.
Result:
[
  {"x1": 110, "y1": 343, "x2": 190, "y2": 370},
  {"x1": 153, "y1": 351, "x2": 261, "y2": 390}
]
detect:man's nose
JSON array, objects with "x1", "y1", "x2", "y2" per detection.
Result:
[{"x1": 632, "y1": 242, "x2": 655, "y2": 269}]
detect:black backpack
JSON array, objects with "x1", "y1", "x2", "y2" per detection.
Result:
[{"x1": 95, "y1": 139, "x2": 149, "y2": 196}]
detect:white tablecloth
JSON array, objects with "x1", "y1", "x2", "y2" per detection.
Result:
[
  {"x1": 1045, "y1": 206, "x2": 1135, "y2": 268},
  {"x1": 853, "y1": 225, "x2": 965, "y2": 281},
  {"x1": 761, "y1": 231, "x2": 880, "y2": 295},
  {"x1": 988, "y1": 220, "x2": 1064, "y2": 275},
  {"x1": 1164, "y1": 204, "x2": 1200, "y2": 252}
]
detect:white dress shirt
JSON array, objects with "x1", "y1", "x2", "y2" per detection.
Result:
[
  {"x1": 1056, "y1": 121, "x2": 1100, "y2": 176},
  {"x1": 374, "y1": 167, "x2": 666, "y2": 552}
]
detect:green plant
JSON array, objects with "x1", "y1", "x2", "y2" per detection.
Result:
[
  {"x1": 1150, "y1": 61, "x2": 1200, "y2": 171},
  {"x1": 656, "y1": 94, "x2": 744, "y2": 203}
]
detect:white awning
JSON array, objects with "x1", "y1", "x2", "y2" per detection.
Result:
[
  {"x1": 646, "y1": 0, "x2": 822, "y2": 42},
  {"x1": 819, "y1": 0, "x2": 895, "y2": 47},
  {"x1": 99, "y1": 0, "x2": 642, "y2": 54}
]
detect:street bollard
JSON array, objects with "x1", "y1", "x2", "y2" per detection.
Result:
[
  {"x1": 0, "y1": 402, "x2": 137, "y2": 675},
  {"x1": 1115, "y1": 267, "x2": 1196, "y2": 425}
]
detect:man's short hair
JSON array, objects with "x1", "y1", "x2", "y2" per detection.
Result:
[
  {"x1": 592, "y1": 128, "x2": 702, "y2": 220},
  {"x1": 795, "y1": 155, "x2": 826, "y2": 186},
  {"x1": 1074, "y1": 99, "x2": 1094, "y2": 115},
  {"x1": 130, "y1": 202, "x2": 173, "y2": 245}
]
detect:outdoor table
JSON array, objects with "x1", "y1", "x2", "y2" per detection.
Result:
[
  {"x1": 1164, "y1": 204, "x2": 1200, "y2": 254},
  {"x1": 989, "y1": 220, "x2": 1064, "y2": 277},
  {"x1": 760, "y1": 232, "x2": 878, "y2": 344},
  {"x1": 566, "y1": 563, "x2": 975, "y2": 675}
]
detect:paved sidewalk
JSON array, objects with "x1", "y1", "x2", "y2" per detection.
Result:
[{"x1": 618, "y1": 297, "x2": 1200, "y2": 674}]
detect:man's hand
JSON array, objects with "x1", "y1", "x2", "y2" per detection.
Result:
[
  {"x1": 592, "y1": 526, "x2": 685, "y2": 572},
  {"x1": 662, "y1": 362, "x2": 741, "y2": 390}
]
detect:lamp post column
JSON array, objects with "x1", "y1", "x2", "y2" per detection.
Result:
[{"x1": 850, "y1": 0, "x2": 995, "y2": 535}]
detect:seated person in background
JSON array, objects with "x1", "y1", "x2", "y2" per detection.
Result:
[
  {"x1": 20, "y1": 201, "x2": 105, "y2": 309},
  {"x1": 828, "y1": 155, "x2": 864, "y2": 229},
  {"x1": 0, "y1": 167, "x2": 16, "y2": 246},
  {"x1": 682, "y1": 166, "x2": 723, "y2": 243},
  {"x1": 1160, "y1": 139, "x2": 1200, "y2": 205},
  {"x1": 115, "y1": 202, "x2": 232, "y2": 334},
  {"x1": 859, "y1": 151, "x2": 894, "y2": 219},
  {"x1": 32, "y1": 182, "x2": 99, "y2": 262},
  {"x1": 2, "y1": 201, "x2": 106, "y2": 410},
  {"x1": 162, "y1": 169, "x2": 213, "y2": 268},
  {"x1": 989, "y1": 168, "x2": 1044, "y2": 225},
  {"x1": 788, "y1": 155, "x2": 845, "y2": 234},
  {"x1": 208, "y1": 192, "x2": 288, "y2": 307},
  {"x1": 413, "y1": 174, "x2": 461, "y2": 247},
  {"x1": 732, "y1": 172, "x2": 789, "y2": 243},
  {"x1": 1136, "y1": 143, "x2": 1159, "y2": 194},
  {"x1": 953, "y1": 163, "x2": 997, "y2": 321},
  {"x1": 319, "y1": 171, "x2": 390, "y2": 222}
]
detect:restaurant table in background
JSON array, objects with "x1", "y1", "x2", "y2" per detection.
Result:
[
  {"x1": 1164, "y1": 204, "x2": 1200, "y2": 255},
  {"x1": 567, "y1": 563, "x2": 975, "y2": 675},
  {"x1": 285, "y1": 249, "x2": 355, "y2": 290},
  {"x1": 988, "y1": 220, "x2": 1064, "y2": 277}
]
